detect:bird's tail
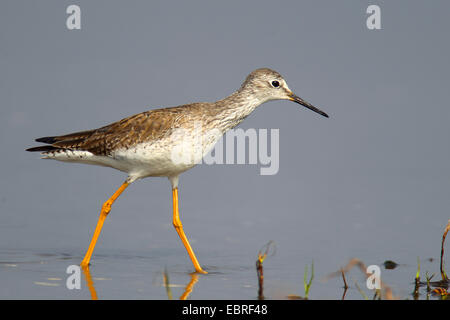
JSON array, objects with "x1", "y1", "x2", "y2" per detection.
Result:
[
  {"x1": 26, "y1": 145, "x2": 60, "y2": 152},
  {"x1": 26, "y1": 129, "x2": 96, "y2": 153}
]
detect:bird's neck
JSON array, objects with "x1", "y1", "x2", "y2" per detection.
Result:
[{"x1": 213, "y1": 88, "x2": 266, "y2": 132}]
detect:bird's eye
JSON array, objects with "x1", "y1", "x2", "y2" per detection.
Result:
[{"x1": 271, "y1": 80, "x2": 280, "y2": 88}]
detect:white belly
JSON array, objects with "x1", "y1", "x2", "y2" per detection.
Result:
[{"x1": 44, "y1": 128, "x2": 223, "y2": 182}]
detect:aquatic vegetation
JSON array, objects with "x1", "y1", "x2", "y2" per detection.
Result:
[
  {"x1": 256, "y1": 241, "x2": 275, "y2": 300},
  {"x1": 303, "y1": 261, "x2": 314, "y2": 299}
]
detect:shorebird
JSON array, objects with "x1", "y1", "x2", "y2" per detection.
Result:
[{"x1": 26, "y1": 68, "x2": 328, "y2": 274}]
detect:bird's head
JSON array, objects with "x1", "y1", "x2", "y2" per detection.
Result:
[{"x1": 240, "y1": 68, "x2": 329, "y2": 118}]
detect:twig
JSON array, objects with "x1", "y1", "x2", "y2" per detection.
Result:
[
  {"x1": 413, "y1": 257, "x2": 420, "y2": 300},
  {"x1": 341, "y1": 268, "x2": 348, "y2": 300},
  {"x1": 256, "y1": 241, "x2": 275, "y2": 300},
  {"x1": 440, "y1": 219, "x2": 450, "y2": 281},
  {"x1": 256, "y1": 256, "x2": 265, "y2": 300}
]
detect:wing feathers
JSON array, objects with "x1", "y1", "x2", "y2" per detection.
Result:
[{"x1": 26, "y1": 108, "x2": 184, "y2": 155}]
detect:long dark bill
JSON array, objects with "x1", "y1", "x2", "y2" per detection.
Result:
[{"x1": 290, "y1": 93, "x2": 329, "y2": 118}]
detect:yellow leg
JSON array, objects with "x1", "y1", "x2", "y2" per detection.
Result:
[
  {"x1": 80, "y1": 181, "x2": 130, "y2": 268},
  {"x1": 172, "y1": 188, "x2": 207, "y2": 274}
]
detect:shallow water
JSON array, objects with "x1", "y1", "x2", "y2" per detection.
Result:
[
  {"x1": 1, "y1": 168, "x2": 449, "y2": 300},
  {"x1": 0, "y1": 240, "x2": 447, "y2": 300}
]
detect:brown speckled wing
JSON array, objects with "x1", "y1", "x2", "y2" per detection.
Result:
[{"x1": 31, "y1": 106, "x2": 193, "y2": 156}]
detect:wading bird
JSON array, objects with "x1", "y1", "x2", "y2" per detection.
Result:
[{"x1": 27, "y1": 68, "x2": 329, "y2": 273}]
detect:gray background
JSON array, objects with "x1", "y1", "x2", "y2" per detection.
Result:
[{"x1": 0, "y1": 0, "x2": 449, "y2": 299}]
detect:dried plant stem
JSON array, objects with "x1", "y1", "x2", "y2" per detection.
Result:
[
  {"x1": 256, "y1": 241, "x2": 275, "y2": 300},
  {"x1": 341, "y1": 268, "x2": 348, "y2": 300},
  {"x1": 440, "y1": 219, "x2": 450, "y2": 281},
  {"x1": 256, "y1": 256, "x2": 265, "y2": 300},
  {"x1": 413, "y1": 257, "x2": 420, "y2": 300}
]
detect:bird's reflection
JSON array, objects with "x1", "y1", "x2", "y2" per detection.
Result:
[
  {"x1": 163, "y1": 268, "x2": 200, "y2": 300},
  {"x1": 81, "y1": 265, "x2": 201, "y2": 300},
  {"x1": 81, "y1": 266, "x2": 98, "y2": 300}
]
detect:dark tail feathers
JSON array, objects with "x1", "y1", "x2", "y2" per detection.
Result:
[
  {"x1": 26, "y1": 145, "x2": 60, "y2": 152},
  {"x1": 35, "y1": 136, "x2": 58, "y2": 144}
]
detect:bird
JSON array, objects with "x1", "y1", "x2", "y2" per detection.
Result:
[{"x1": 26, "y1": 68, "x2": 329, "y2": 274}]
